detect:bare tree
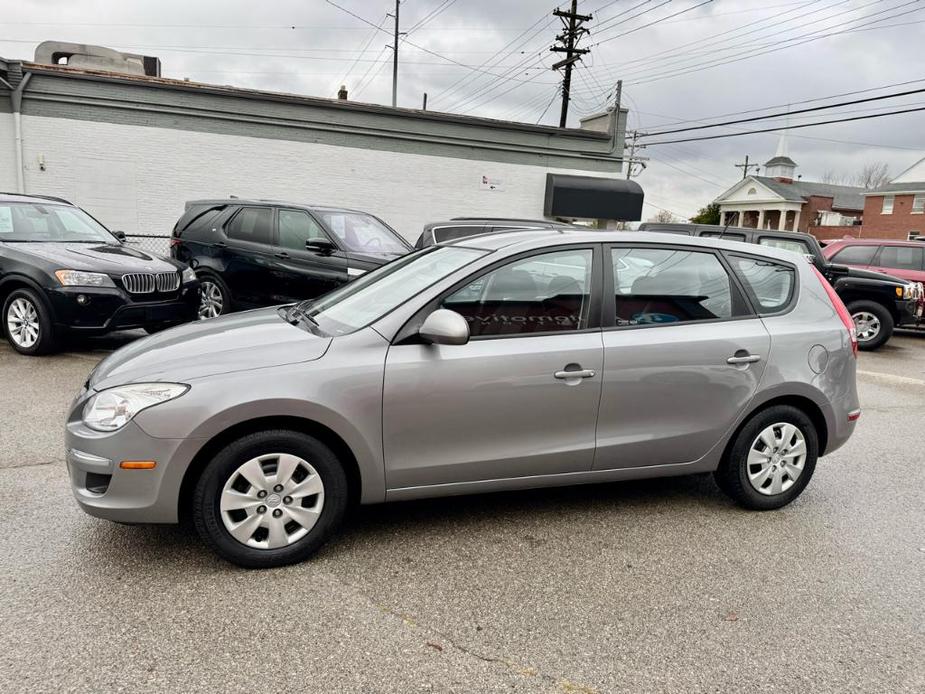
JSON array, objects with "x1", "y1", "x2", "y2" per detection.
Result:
[
  {"x1": 851, "y1": 162, "x2": 891, "y2": 189},
  {"x1": 648, "y1": 209, "x2": 678, "y2": 224}
]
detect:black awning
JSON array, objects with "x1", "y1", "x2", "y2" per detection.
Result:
[{"x1": 544, "y1": 174, "x2": 644, "y2": 221}]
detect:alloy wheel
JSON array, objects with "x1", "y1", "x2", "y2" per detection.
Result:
[
  {"x1": 219, "y1": 453, "x2": 325, "y2": 549},
  {"x1": 6, "y1": 298, "x2": 40, "y2": 349},
  {"x1": 852, "y1": 311, "x2": 880, "y2": 342},
  {"x1": 746, "y1": 422, "x2": 807, "y2": 496},
  {"x1": 198, "y1": 280, "x2": 224, "y2": 319}
]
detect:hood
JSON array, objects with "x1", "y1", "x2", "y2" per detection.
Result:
[
  {"x1": 840, "y1": 265, "x2": 908, "y2": 286},
  {"x1": 9, "y1": 242, "x2": 180, "y2": 274},
  {"x1": 90, "y1": 308, "x2": 331, "y2": 390},
  {"x1": 345, "y1": 250, "x2": 406, "y2": 269}
]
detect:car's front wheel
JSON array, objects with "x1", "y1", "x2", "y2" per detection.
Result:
[
  {"x1": 847, "y1": 300, "x2": 893, "y2": 351},
  {"x1": 197, "y1": 274, "x2": 231, "y2": 319},
  {"x1": 714, "y1": 405, "x2": 819, "y2": 510},
  {"x1": 2, "y1": 288, "x2": 57, "y2": 355},
  {"x1": 193, "y1": 430, "x2": 349, "y2": 568}
]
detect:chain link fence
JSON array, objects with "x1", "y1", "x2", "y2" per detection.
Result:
[{"x1": 124, "y1": 234, "x2": 171, "y2": 256}]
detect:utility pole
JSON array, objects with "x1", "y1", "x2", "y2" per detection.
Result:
[
  {"x1": 624, "y1": 130, "x2": 648, "y2": 180},
  {"x1": 735, "y1": 155, "x2": 760, "y2": 179},
  {"x1": 390, "y1": 0, "x2": 400, "y2": 107},
  {"x1": 550, "y1": 0, "x2": 591, "y2": 128}
]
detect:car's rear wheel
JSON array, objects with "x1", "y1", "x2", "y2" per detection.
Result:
[
  {"x1": 2, "y1": 288, "x2": 57, "y2": 355},
  {"x1": 847, "y1": 300, "x2": 892, "y2": 351},
  {"x1": 197, "y1": 274, "x2": 230, "y2": 319},
  {"x1": 193, "y1": 430, "x2": 348, "y2": 568},
  {"x1": 714, "y1": 405, "x2": 818, "y2": 510}
]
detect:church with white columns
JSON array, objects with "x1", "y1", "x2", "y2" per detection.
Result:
[{"x1": 713, "y1": 136, "x2": 865, "y2": 236}]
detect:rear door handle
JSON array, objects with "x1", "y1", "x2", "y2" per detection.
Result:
[
  {"x1": 554, "y1": 369, "x2": 596, "y2": 379},
  {"x1": 726, "y1": 354, "x2": 761, "y2": 364},
  {"x1": 275, "y1": 252, "x2": 290, "y2": 259}
]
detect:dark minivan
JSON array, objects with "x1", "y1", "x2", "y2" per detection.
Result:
[{"x1": 171, "y1": 199, "x2": 411, "y2": 317}]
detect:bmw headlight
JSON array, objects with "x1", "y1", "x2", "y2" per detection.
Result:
[
  {"x1": 55, "y1": 270, "x2": 115, "y2": 287},
  {"x1": 181, "y1": 266, "x2": 197, "y2": 283},
  {"x1": 83, "y1": 383, "x2": 189, "y2": 432}
]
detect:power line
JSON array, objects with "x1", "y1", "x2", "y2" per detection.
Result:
[
  {"x1": 642, "y1": 86, "x2": 925, "y2": 137},
  {"x1": 589, "y1": 0, "x2": 716, "y2": 48},
  {"x1": 644, "y1": 106, "x2": 925, "y2": 145}
]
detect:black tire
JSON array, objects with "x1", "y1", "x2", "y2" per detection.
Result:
[
  {"x1": 2, "y1": 288, "x2": 57, "y2": 355},
  {"x1": 196, "y1": 272, "x2": 232, "y2": 319},
  {"x1": 193, "y1": 430, "x2": 348, "y2": 568},
  {"x1": 714, "y1": 404, "x2": 819, "y2": 511},
  {"x1": 847, "y1": 300, "x2": 893, "y2": 351}
]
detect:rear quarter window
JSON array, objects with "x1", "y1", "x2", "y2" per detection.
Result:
[{"x1": 729, "y1": 255, "x2": 796, "y2": 314}]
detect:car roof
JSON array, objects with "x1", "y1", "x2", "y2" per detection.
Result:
[
  {"x1": 185, "y1": 198, "x2": 369, "y2": 214},
  {"x1": 449, "y1": 228, "x2": 811, "y2": 264},
  {"x1": 639, "y1": 221, "x2": 817, "y2": 241},
  {"x1": 0, "y1": 192, "x2": 72, "y2": 205}
]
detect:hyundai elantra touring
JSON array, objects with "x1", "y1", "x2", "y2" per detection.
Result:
[{"x1": 67, "y1": 230, "x2": 860, "y2": 568}]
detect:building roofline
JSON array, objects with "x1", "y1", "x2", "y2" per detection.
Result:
[{"x1": 13, "y1": 60, "x2": 611, "y2": 141}]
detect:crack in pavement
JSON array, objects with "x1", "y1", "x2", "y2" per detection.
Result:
[{"x1": 0, "y1": 460, "x2": 59, "y2": 471}]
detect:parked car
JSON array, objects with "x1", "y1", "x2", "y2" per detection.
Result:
[
  {"x1": 640, "y1": 222, "x2": 925, "y2": 350},
  {"x1": 171, "y1": 199, "x2": 412, "y2": 318},
  {"x1": 68, "y1": 230, "x2": 859, "y2": 568},
  {"x1": 822, "y1": 238, "x2": 925, "y2": 285},
  {"x1": 0, "y1": 193, "x2": 199, "y2": 355},
  {"x1": 414, "y1": 217, "x2": 577, "y2": 249}
]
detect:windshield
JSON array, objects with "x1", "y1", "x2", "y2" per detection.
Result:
[
  {"x1": 0, "y1": 203, "x2": 117, "y2": 243},
  {"x1": 301, "y1": 246, "x2": 488, "y2": 335},
  {"x1": 315, "y1": 211, "x2": 409, "y2": 254}
]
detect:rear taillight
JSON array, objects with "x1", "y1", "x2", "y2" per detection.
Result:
[{"x1": 812, "y1": 266, "x2": 858, "y2": 358}]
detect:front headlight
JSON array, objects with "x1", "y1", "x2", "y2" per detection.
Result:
[
  {"x1": 55, "y1": 270, "x2": 115, "y2": 287},
  {"x1": 900, "y1": 283, "x2": 922, "y2": 300},
  {"x1": 181, "y1": 266, "x2": 197, "y2": 283},
  {"x1": 83, "y1": 383, "x2": 189, "y2": 432}
]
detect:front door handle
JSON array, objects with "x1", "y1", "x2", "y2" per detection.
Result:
[
  {"x1": 554, "y1": 369, "x2": 596, "y2": 379},
  {"x1": 726, "y1": 354, "x2": 761, "y2": 364},
  {"x1": 275, "y1": 252, "x2": 290, "y2": 259}
]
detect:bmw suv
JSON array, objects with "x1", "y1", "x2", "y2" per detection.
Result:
[
  {"x1": 171, "y1": 199, "x2": 412, "y2": 318},
  {"x1": 0, "y1": 193, "x2": 200, "y2": 355}
]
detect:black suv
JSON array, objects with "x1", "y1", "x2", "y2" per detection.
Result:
[
  {"x1": 414, "y1": 217, "x2": 577, "y2": 249},
  {"x1": 639, "y1": 222, "x2": 925, "y2": 350},
  {"x1": 0, "y1": 193, "x2": 199, "y2": 355},
  {"x1": 171, "y1": 199, "x2": 411, "y2": 317}
]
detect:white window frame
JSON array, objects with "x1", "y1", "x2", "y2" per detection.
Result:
[
  {"x1": 882, "y1": 195, "x2": 895, "y2": 214},
  {"x1": 909, "y1": 231, "x2": 922, "y2": 241},
  {"x1": 912, "y1": 194, "x2": 924, "y2": 214}
]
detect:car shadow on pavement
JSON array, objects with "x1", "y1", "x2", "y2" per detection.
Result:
[{"x1": 70, "y1": 474, "x2": 734, "y2": 572}]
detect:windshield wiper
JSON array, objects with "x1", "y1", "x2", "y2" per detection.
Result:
[{"x1": 286, "y1": 303, "x2": 318, "y2": 327}]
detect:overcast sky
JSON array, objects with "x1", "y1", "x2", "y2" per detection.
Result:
[{"x1": 3, "y1": 0, "x2": 924, "y2": 219}]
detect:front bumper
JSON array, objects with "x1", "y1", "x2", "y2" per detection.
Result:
[
  {"x1": 47, "y1": 282, "x2": 200, "y2": 333},
  {"x1": 66, "y1": 415, "x2": 202, "y2": 524}
]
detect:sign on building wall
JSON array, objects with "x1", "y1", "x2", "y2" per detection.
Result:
[{"x1": 479, "y1": 175, "x2": 504, "y2": 192}]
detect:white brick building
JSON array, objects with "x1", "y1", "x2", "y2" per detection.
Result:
[{"x1": 0, "y1": 53, "x2": 635, "y2": 244}]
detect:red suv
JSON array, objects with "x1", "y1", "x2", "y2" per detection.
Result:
[{"x1": 822, "y1": 238, "x2": 925, "y2": 284}]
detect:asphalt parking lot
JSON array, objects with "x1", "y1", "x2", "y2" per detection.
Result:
[{"x1": 1, "y1": 331, "x2": 923, "y2": 693}]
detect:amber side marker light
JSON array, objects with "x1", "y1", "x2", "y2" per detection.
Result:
[{"x1": 120, "y1": 461, "x2": 157, "y2": 470}]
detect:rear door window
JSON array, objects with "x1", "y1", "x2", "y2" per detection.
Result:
[
  {"x1": 758, "y1": 236, "x2": 811, "y2": 255},
  {"x1": 830, "y1": 245, "x2": 877, "y2": 265},
  {"x1": 729, "y1": 255, "x2": 796, "y2": 314},
  {"x1": 611, "y1": 247, "x2": 743, "y2": 326},
  {"x1": 226, "y1": 207, "x2": 274, "y2": 245},
  {"x1": 876, "y1": 245, "x2": 925, "y2": 271}
]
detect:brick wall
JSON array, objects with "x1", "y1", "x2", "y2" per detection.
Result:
[
  {"x1": 860, "y1": 194, "x2": 925, "y2": 239},
  {"x1": 806, "y1": 225, "x2": 860, "y2": 242}
]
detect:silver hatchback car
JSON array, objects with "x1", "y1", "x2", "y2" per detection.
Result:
[{"x1": 66, "y1": 230, "x2": 860, "y2": 568}]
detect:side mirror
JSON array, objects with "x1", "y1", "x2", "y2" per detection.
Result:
[
  {"x1": 419, "y1": 309, "x2": 469, "y2": 346},
  {"x1": 113, "y1": 230, "x2": 127, "y2": 242},
  {"x1": 826, "y1": 263, "x2": 849, "y2": 275},
  {"x1": 306, "y1": 238, "x2": 336, "y2": 253}
]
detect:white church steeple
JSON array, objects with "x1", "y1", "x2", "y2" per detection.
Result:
[{"x1": 764, "y1": 132, "x2": 797, "y2": 182}]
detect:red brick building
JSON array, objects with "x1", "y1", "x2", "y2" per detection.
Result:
[{"x1": 858, "y1": 156, "x2": 925, "y2": 240}]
